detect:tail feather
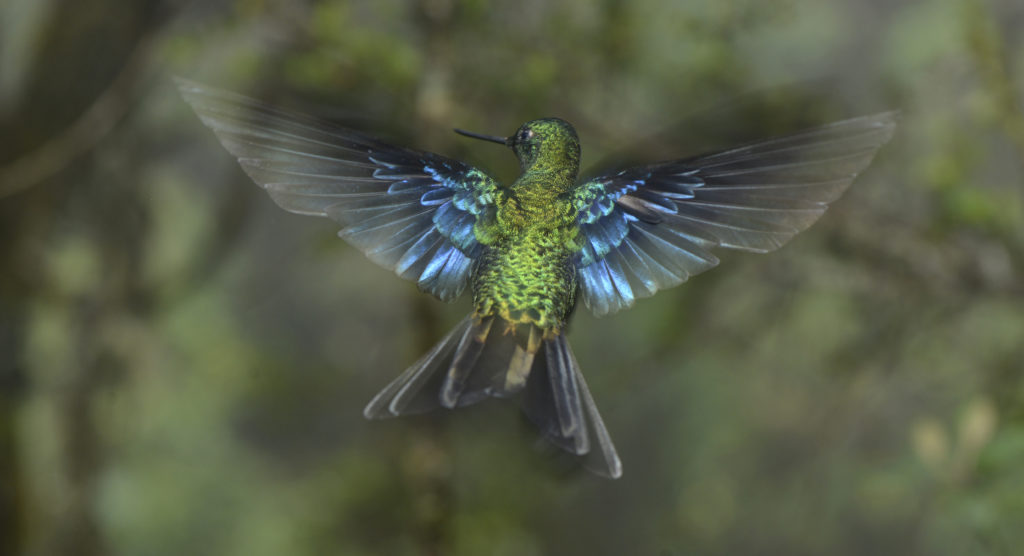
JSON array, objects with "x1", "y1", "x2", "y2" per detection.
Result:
[
  {"x1": 439, "y1": 317, "x2": 489, "y2": 407},
  {"x1": 363, "y1": 314, "x2": 623, "y2": 479},
  {"x1": 536, "y1": 335, "x2": 587, "y2": 453},
  {"x1": 525, "y1": 334, "x2": 622, "y2": 479},
  {"x1": 572, "y1": 350, "x2": 624, "y2": 479},
  {"x1": 362, "y1": 316, "x2": 471, "y2": 418}
]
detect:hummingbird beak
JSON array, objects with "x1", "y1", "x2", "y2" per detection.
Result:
[{"x1": 453, "y1": 128, "x2": 511, "y2": 146}]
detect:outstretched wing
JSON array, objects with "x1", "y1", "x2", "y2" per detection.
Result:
[
  {"x1": 177, "y1": 78, "x2": 501, "y2": 301},
  {"x1": 572, "y1": 112, "x2": 898, "y2": 316}
]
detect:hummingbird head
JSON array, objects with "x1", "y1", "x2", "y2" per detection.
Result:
[
  {"x1": 509, "y1": 118, "x2": 581, "y2": 171},
  {"x1": 454, "y1": 117, "x2": 581, "y2": 174}
]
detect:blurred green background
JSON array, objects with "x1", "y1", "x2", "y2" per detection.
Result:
[{"x1": 2, "y1": 0, "x2": 1023, "y2": 554}]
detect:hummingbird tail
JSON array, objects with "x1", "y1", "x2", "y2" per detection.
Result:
[
  {"x1": 521, "y1": 331, "x2": 623, "y2": 479},
  {"x1": 362, "y1": 314, "x2": 622, "y2": 478}
]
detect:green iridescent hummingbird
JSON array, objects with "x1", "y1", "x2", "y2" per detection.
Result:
[{"x1": 177, "y1": 79, "x2": 896, "y2": 478}]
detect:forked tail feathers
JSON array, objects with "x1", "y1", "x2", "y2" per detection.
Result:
[{"x1": 363, "y1": 315, "x2": 622, "y2": 478}]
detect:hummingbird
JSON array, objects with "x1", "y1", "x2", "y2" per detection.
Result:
[{"x1": 177, "y1": 78, "x2": 896, "y2": 478}]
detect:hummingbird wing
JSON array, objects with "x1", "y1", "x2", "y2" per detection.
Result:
[
  {"x1": 176, "y1": 79, "x2": 501, "y2": 301},
  {"x1": 572, "y1": 112, "x2": 897, "y2": 316}
]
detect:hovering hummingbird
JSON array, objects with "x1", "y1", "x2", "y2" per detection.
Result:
[{"x1": 177, "y1": 79, "x2": 896, "y2": 478}]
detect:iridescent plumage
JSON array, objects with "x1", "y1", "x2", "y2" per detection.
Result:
[{"x1": 177, "y1": 79, "x2": 896, "y2": 478}]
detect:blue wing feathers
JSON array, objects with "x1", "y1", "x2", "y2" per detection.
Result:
[
  {"x1": 177, "y1": 79, "x2": 499, "y2": 302},
  {"x1": 574, "y1": 112, "x2": 896, "y2": 316},
  {"x1": 395, "y1": 230, "x2": 445, "y2": 276},
  {"x1": 613, "y1": 241, "x2": 658, "y2": 294},
  {"x1": 603, "y1": 255, "x2": 634, "y2": 307},
  {"x1": 419, "y1": 188, "x2": 453, "y2": 206},
  {"x1": 419, "y1": 246, "x2": 473, "y2": 299},
  {"x1": 433, "y1": 201, "x2": 479, "y2": 255}
]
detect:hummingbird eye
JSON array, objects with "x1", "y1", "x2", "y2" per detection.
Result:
[{"x1": 517, "y1": 129, "x2": 534, "y2": 143}]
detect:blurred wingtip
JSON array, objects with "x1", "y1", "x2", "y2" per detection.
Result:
[
  {"x1": 867, "y1": 110, "x2": 900, "y2": 132},
  {"x1": 828, "y1": 109, "x2": 900, "y2": 133},
  {"x1": 172, "y1": 75, "x2": 205, "y2": 96},
  {"x1": 840, "y1": 110, "x2": 900, "y2": 138}
]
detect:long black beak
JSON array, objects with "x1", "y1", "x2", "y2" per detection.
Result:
[{"x1": 453, "y1": 128, "x2": 510, "y2": 146}]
